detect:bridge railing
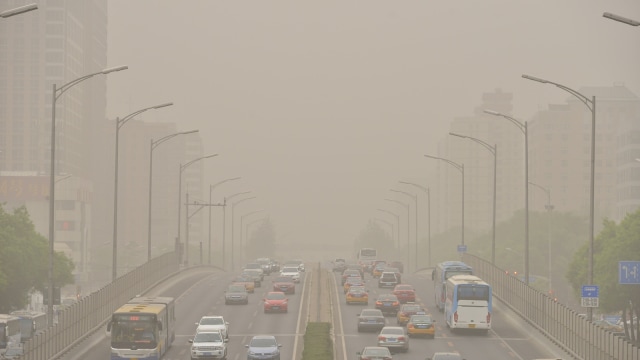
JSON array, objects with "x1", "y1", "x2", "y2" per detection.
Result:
[
  {"x1": 464, "y1": 254, "x2": 638, "y2": 360},
  {"x1": 21, "y1": 251, "x2": 179, "y2": 360}
]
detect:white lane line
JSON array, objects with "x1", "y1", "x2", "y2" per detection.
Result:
[{"x1": 292, "y1": 270, "x2": 310, "y2": 360}]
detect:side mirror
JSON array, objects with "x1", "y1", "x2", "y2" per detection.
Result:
[
  {"x1": 224, "y1": 338, "x2": 229, "y2": 343},
  {"x1": 188, "y1": 339, "x2": 193, "y2": 343},
  {"x1": 195, "y1": 322, "x2": 199, "y2": 326},
  {"x1": 245, "y1": 345, "x2": 249, "y2": 348},
  {"x1": 278, "y1": 344, "x2": 282, "y2": 348}
]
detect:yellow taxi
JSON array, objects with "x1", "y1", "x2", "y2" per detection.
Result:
[
  {"x1": 406, "y1": 314, "x2": 436, "y2": 338},
  {"x1": 343, "y1": 277, "x2": 364, "y2": 293},
  {"x1": 372, "y1": 262, "x2": 387, "y2": 278},
  {"x1": 345, "y1": 286, "x2": 369, "y2": 305},
  {"x1": 396, "y1": 302, "x2": 426, "y2": 326},
  {"x1": 232, "y1": 276, "x2": 255, "y2": 293}
]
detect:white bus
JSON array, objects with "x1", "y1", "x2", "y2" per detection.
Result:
[
  {"x1": 107, "y1": 296, "x2": 175, "y2": 360},
  {"x1": 444, "y1": 274, "x2": 492, "y2": 333},
  {"x1": 0, "y1": 314, "x2": 21, "y2": 349},
  {"x1": 9, "y1": 310, "x2": 47, "y2": 342},
  {"x1": 356, "y1": 248, "x2": 377, "y2": 271}
]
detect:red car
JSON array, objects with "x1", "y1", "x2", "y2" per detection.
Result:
[
  {"x1": 392, "y1": 284, "x2": 416, "y2": 303},
  {"x1": 263, "y1": 291, "x2": 288, "y2": 313},
  {"x1": 272, "y1": 276, "x2": 296, "y2": 294}
]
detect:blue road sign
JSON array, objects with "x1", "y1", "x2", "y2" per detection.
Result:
[
  {"x1": 581, "y1": 285, "x2": 599, "y2": 298},
  {"x1": 457, "y1": 244, "x2": 467, "y2": 253},
  {"x1": 619, "y1": 261, "x2": 640, "y2": 284}
]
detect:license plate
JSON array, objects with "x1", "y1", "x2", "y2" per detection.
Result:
[
  {"x1": 368, "y1": 320, "x2": 376, "y2": 323},
  {"x1": 417, "y1": 312, "x2": 425, "y2": 315},
  {"x1": 388, "y1": 338, "x2": 397, "y2": 342},
  {"x1": 384, "y1": 303, "x2": 391, "y2": 306},
  {"x1": 204, "y1": 352, "x2": 213, "y2": 356},
  {"x1": 468, "y1": 324, "x2": 476, "y2": 328},
  {"x1": 272, "y1": 306, "x2": 279, "y2": 309},
  {"x1": 417, "y1": 325, "x2": 427, "y2": 328}
]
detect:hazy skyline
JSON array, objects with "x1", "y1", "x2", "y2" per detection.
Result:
[{"x1": 106, "y1": 1, "x2": 640, "y2": 247}]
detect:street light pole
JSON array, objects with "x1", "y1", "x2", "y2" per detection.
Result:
[
  {"x1": 483, "y1": 109, "x2": 529, "y2": 284},
  {"x1": 449, "y1": 132, "x2": 498, "y2": 265},
  {"x1": 377, "y1": 208, "x2": 400, "y2": 250},
  {"x1": 209, "y1": 177, "x2": 241, "y2": 265},
  {"x1": 177, "y1": 154, "x2": 218, "y2": 266},
  {"x1": 399, "y1": 181, "x2": 431, "y2": 267},
  {"x1": 245, "y1": 217, "x2": 268, "y2": 264},
  {"x1": 240, "y1": 210, "x2": 265, "y2": 265},
  {"x1": 390, "y1": 189, "x2": 418, "y2": 272},
  {"x1": 374, "y1": 218, "x2": 394, "y2": 247},
  {"x1": 224, "y1": 191, "x2": 252, "y2": 270},
  {"x1": 0, "y1": 3, "x2": 37, "y2": 18},
  {"x1": 522, "y1": 74, "x2": 596, "y2": 320},
  {"x1": 47, "y1": 65, "x2": 127, "y2": 326},
  {"x1": 603, "y1": 12, "x2": 640, "y2": 26},
  {"x1": 148, "y1": 130, "x2": 198, "y2": 261},
  {"x1": 113, "y1": 102, "x2": 173, "y2": 280},
  {"x1": 529, "y1": 181, "x2": 554, "y2": 295},
  {"x1": 424, "y1": 155, "x2": 465, "y2": 247},
  {"x1": 385, "y1": 198, "x2": 410, "y2": 269},
  {"x1": 231, "y1": 196, "x2": 257, "y2": 271}
]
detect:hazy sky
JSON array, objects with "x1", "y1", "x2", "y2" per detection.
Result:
[{"x1": 106, "y1": 1, "x2": 640, "y2": 247}]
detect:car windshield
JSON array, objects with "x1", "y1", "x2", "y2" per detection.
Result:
[
  {"x1": 194, "y1": 332, "x2": 222, "y2": 342},
  {"x1": 395, "y1": 285, "x2": 413, "y2": 290},
  {"x1": 267, "y1": 293, "x2": 285, "y2": 300},
  {"x1": 274, "y1": 277, "x2": 293, "y2": 282},
  {"x1": 228, "y1": 285, "x2": 245, "y2": 292},
  {"x1": 200, "y1": 317, "x2": 223, "y2": 325},
  {"x1": 361, "y1": 310, "x2": 382, "y2": 316},
  {"x1": 282, "y1": 267, "x2": 298, "y2": 272},
  {"x1": 402, "y1": 305, "x2": 422, "y2": 312},
  {"x1": 378, "y1": 294, "x2": 397, "y2": 301},
  {"x1": 250, "y1": 337, "x2": 277, "y2": 347},
  {"x1": 363, "y1": 348, "x2": 391, "y2": 356}
]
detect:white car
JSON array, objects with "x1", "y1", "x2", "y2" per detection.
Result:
[
  {"x1": 189, "y1": 331, "x2": 227, "y2": 360},
  {"x1": 280, "y1": 266, "x2": 301, "y2": 283},
  {"x1": 195, "y1": 316, "x2": 229, "y2": 339}
]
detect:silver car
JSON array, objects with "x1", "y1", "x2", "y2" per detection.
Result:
[
  {"x1": 189, "y1": 331, "x2": 228, "y2": 360},
  {"x1": 357, "y1": 309, "x2": 385, "y2": 332},
  {"x1": 377, "y1": 326, "x2": 408, "y2": 353}
]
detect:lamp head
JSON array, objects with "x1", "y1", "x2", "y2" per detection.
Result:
[
  {"x1": 0, "y1": 3, "x2": 37, "y2": 17},
  {"x1": 181, "y1": 130, "x2": 199, "y2": 135},
  {"x1": 102, "y1": 65, "x2": 128, "y2": 74},
  {"x1": 153, "y1": 102, "x2": 173, "y2": 109},
  {"x1": 603, "y1": 12, "x2": 640, "y2": 26},
  {"x1": 449, "y1": 132, "x2": 466, "y2": 138},
  {"x1": 521, "y1": 74, "x2": 548, "y2": 83},
  {"x1": 483, "y1": 109, "x2": 501, "y2": 116}
]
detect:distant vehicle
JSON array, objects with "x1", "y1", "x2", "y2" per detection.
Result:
[
  {"x1": 0, "y1": 314, "x2": 21, "y2": 350},
  {"x1": 263, "y1": 292, "x2": 288, "y2": 313},
  {"x1": 225, "y1": 284, "x2": 249, "y2": 305},
  {"x1": 378, "y1": 272, "x2": 399, "y2": 288},
  {"x1": 357, "y1": 248, "x2": 377, "y2": 272},
  {"x1": 245, "y1": 335, "x2": 281, "y2": 360},
  {"x1": 332, "y1": 258, "x2": 347, "y2": 272},
  {"x1": 9, "y1": 310, "x2": 47, "y2": 342},
  {"x1": 279, "y1": 267, "x2": 300, "y2": 283},
  {"x1": 392, "y1": 284, "x2": 416, "y2": 303},
  {"x1": 427, "y1": 352, "x2": 466, "y2": 360},
  {"x1": 272, "y1": 276, "x2": 295, "y2": 294},
  {"x1": 357, "y1": 309, "x2": 386, "y2": 332},
  {"x1": 107, "y1": 296, "x2": 175, "y2": 360},
  {"x1": 377, "y1": 326, "x2": 409, "y2": 353},
  {"x1": 396, "y1": 303, "x2": 426, "y2": 326},
  {"x1": 432, "y1": 261, "x2": 473, "y2": 312},
  {"x1": 445, "y1": 275, "x2": 491, "y2": 333},
  {"x1": 406, "y1": 314, "x2": 436, "y2": 338},
  {"x1": 256, "y1": 258, "x2": 273, "y2": 275},
  {"x1": 346, "y1": 286, "x2": 369, "y2": 305},
  {"x1": 374, "y1": 294, "x2": 400, "y2": 315}
]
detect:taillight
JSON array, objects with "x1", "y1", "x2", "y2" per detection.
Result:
[
  {"x1": 398, "y1": 336, "x2": 405, "y2": 341},
  {"x1": 487, "y1": 312, "x2": 491, "y2": 323},
  {"x1": 376, "y1": 301, "x2": 382, "y2": 306},
  {"x1": 393, "y1": 301, "x2": 399, "y2": 306},
  {"x1": 407, "y1": 324, "x2": 414, "y2": 329},
  {"x1": 378, "y1": 336, "x2": 385, "y2": 341},
  {"x1": 454, "y1": 311, "x2": 458, "y2": 322}
]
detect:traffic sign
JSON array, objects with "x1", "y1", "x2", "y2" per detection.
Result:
[
  {"x1": 457, "y1": 244, "x2": 467, "y2": 253},
  {"x1": 581, "y1": 285, "x2": 599, "y2": 298},
  {"x1": 619, "y1": 261, "x2": 640, "y2": 284},
  {"x1": 581, "y1": 297, "x2": 599, "y2": 308}
]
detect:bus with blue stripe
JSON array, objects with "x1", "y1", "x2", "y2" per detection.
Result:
[
  {"x1": 107, "y1": 296, "x2": 175, "y2": 360},
  {"x1": 431, "y1": 261, "x2": 473, "y2": 312},
  {"x1": 0, "y1": 314, "x2": 21, "y2": 350},
  {"x1": 444, "y1": 275, "x2": 492, "y2": 333}
]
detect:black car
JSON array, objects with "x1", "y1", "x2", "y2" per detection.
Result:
[
  {"x1": 375, "y1": 294, "x2": 400, "y2": 315},
  {"x1": 357, "y1": 309, "x2": 386, "y2": 332}
]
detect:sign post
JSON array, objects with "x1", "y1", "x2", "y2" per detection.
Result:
[{"x1": 581, "y1": 285, "x2": 599, "y2": 308}]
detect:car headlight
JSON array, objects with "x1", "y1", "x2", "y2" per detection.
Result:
[{"x1": 192, "y1": 346, "x2": 199, "y2": 351}]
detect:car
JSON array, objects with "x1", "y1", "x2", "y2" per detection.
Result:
[
  {"x1": 284, "y1": 259, "x2": 305, "y2": 272},
  {"x1": 356, "y1": 346, "x2": 393, "y2": 360},
  {"x1": 243, "y1": 268, "x2": 265, "y2": 282},
  {"x1": 232, "y1": 275, "x2": 256, "y2": 293},
  {"x1": 332, "y1": 258, "x2": 347, "y2": 272},
  {"x1": 224, "y1": 284, "x2": 249, "y2": 305},
  {"x1": 195, "y1": 315, "x2": 229, "y2": 339},
  {"x1": 242, "y1": 269, "x2": 263, "y2": 287},
  {"x1": 396, "y1": 303, "x2": 426, "y2": 326},
  {"x1": 346, "y1": 286, "x2": 369, "y2": 305},
  {"x1": 272, "y1": 276, "x2": 295, "y2": 294},
  {"x1": 189, "y1": 330, "x2": 228, "y2": 360},
  {"x1": 263, "y1": 292, "x2": 288, "y2": 313},
  {"x1": 384, "y1": 267, "x2": 402, "y2": 283},
  {"x1": 426, "y1": 352, "x2": 465, "y2": 360},
  {"x1": 256, "y1": 258, "x2": 273, "y2": 275},
  {"x1": 279, "y1": 266, "x2": 301, "y2": 283},
  {"x1": 377, "y1": 326, "x2": 409, "y2": 353},
  {"x1": 343, "y1": 276, "x2": 365, "y2": 293},
  {"x1": 378, "y1": 271, "x2": 398, "y2": 288},
  {"x1": 341, "y1": 269, "x2": 362, "y2": 285},
  {"x1": 375, "y1": 294, "x2": 400, "y2": 315},
  {"x1": 357, "y1": 309, "x2": 386, "y2": 332},
  {"x1": 346, "y1": 263, "x2": 365, "y2": 278},
  {"x1": 392, "y1": 284, "x2": 416, "y2": 303},
  {"x1": 406, "y1": 314, "x2": 436, "y2": 338},
  {"x1": 372, "y1": 262, "x2": 387, "y2": 278},
  {"x1": 245, "y1": 335, "x2": 282, "y2": 360}
]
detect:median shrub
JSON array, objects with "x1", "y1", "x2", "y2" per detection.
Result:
[{"x1": 302, "y1": 322, "x2": 333, "y2": 360}]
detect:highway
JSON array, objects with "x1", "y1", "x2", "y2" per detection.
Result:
[{"x1": 63, "y1": 263, "x2": 569, "y2": 360}]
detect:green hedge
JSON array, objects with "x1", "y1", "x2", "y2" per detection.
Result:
[{"x1": 301, "y1": 322, "x2": 333, "y2": 360}]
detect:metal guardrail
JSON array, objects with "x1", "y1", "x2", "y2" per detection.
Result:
[
  {"x1": 20, "y1": 252, "x2": 179, "y2": 360},
  {"x1": 464, "y1": 254, "x2": 639, "y2": 360}
]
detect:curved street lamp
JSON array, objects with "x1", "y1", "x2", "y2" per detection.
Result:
[
  {"x1": 529, "y1": 181, "x2": 554, "y2": 296},
  {"x1": 231, "y1": 196, "x2": 257, "y2": 271},
  {"x1": 240, "y1": 210, "x2": 265, "y2": 265},
  {"x1": 522, "y1": 74, "x2": 596, "y2": 319},
  {"x1": 377, "y1": 208, "x2": 400, "y2": 250},
  {"x1": 208, "y1": 177, "x2": 241, "y2": 265},
  {"x1": 424, "y1": 155, "x2": 465, "y2": 246},
  {"x1": 47, "y1": 65, "x2": 127, "y2": 326},
  {"x1": 449, "y1": 132, "x2": 498, "y2": 265},
  {"x1": 147, "y1": 129, "x2": 198, "y2": 261},
  {"x1": 113, "y1": 102, "x2": 174, "y2": 279},
  {"x1": 385, "y1": 198, "x2": 410, "y2": 268},
  {"x1": 399, "y1": 182, "x2": 431, "y2": 267},
  {"x1": 390, "y1": 189, "x2": 418, "y2": 272},
  {"x1": 603, "y1": 12, "x2": 640, "y2": 26},
  {"x1": 0, "y1": 3, "x2": 37, "y2": 18},
  {"x1": 177, "y1": 154, "x2": 218, "y2": 265},
  {"x1": 223, "y1": 191, "x2": 252, "y2": 270}
]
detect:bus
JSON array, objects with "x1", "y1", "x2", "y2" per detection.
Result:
[
  {"x1": 9, "y1": 310, "x2": 47, "y2": 342},
  {"x1": 432, "y1": 261, "x2": 474, "y2": 312},
  {"x1": 107, "y1": 296, "x2": 175, "y2": 360},
  {"x1": 0, "y1": 314, "x2": 21, "y2": 349},
  {"x1": 444, "y1": 275, "x2": 492, "y2": 333},
  {"x1": 356, "y1": 248, "x2": 377, "y2": 272}
]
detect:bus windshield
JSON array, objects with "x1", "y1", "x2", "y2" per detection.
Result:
[{"x1": 111, "y1": 317, "x2": 157, "y2": 349}]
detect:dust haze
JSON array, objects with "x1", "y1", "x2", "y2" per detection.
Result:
[{"x1": 106, "y1": 1, "x2": 640, "y2": 254}]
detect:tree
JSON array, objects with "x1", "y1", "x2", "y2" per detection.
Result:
[
  {"x1": 567, "y1": 210, "x2": 640, "y2": 345},
  {"x1": 0, "y1": 204, "x2": 75, "y2": 312}
]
